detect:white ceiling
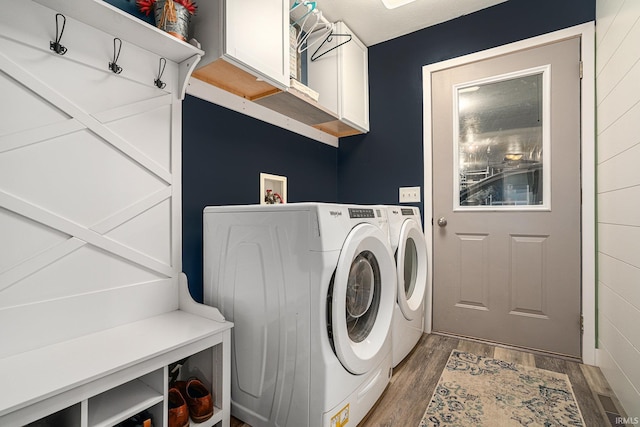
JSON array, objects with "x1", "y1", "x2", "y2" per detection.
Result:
[{"x1": 305, "y1": 0, "x2": 509, "y2": 46}]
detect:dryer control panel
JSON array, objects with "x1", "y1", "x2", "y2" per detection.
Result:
[{"x1": 348, "y1": 208, "x2": 375, "y2": 219}]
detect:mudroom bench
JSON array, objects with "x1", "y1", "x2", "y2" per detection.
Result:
[
  {"x1": 1, "y1": 1, "x2": 231, "y2": 425},
  {"x1": 0, "y1": 278, "x2": 232, "y2": 427}
]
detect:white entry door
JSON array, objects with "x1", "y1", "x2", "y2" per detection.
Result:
[{"x1": 430, "y1": 37, "x2": 582, "y2": 358}]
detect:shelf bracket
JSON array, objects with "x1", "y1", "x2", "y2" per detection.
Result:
[{"x1": 178, "y1": 54, "x2": 202, "y2": 101}]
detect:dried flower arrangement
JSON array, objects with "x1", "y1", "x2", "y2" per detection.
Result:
[
  {"x1": 136, "y1": 0, "x2": 197, "y2": 16},
  {"x1": 137, "y1": 0, "x2": 196, "y2": 41}
]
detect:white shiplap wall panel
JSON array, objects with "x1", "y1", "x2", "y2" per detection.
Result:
[
  {"x1": 598, "y1": 314, "x2": 640, "y2": 413},
  {"x1": 596, "y1": 0, "x2": 640, "y2": 416},
  {"x1": 598, "y1": 186, "x2": 640, "y2": 226},
  {"x1": 595, "y1": 0, "x2": 624, "y2": 45},
  {"x1": 598, "y1": 100, "x2": 640, "y2": 163},
  {"x1": 598, "y1": 223, "x2": 640, "y2": 268},
  {"x1": 599, "y1": 253, "x2": 640, "y2": 311},
  {"x1": 599, "y1": 285, "x2": 640, "y2": 356},
  {"x1": 596, "y1": 0, "x2": 640, "y2": 76},
  {"x1": 0, "y1": 1, "x2": 181, "y2": 358},
  {"x1": 598, "y1": 344, "x2": 640, "y2": 417},
  {"x1": 597, "y1": 59, "x2": 640, "y2": 131},
  {"x1": 597, "y1": 19, "x2": 640, "y2": 102},
  {"x1": 597, "y1": 143, "x2": 640, "y2": 193}
]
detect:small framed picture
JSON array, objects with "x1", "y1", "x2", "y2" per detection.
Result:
[{"x1": 260, "y1": 173, "x2": 287, "y2": 205}]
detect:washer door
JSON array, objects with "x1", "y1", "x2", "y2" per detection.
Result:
[
  {"x1": 331, "y1": 223, "x2": 395, "y2": 375},
  {"x1": 396, "y1": 219, "x2": 428, "y2": 321}
]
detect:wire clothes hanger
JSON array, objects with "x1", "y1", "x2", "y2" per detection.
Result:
[
  {"x1": 310, "y1": 30, "x2": 352, "y2": 61},
  {"x1": 298, "y1": 12, "x2": 333, "y2": 53},
  {"x1": 290, "y1": 0, "x2": 352, "y2": 58},
  {"x1": 290, "y1": 0, "x2": 316, "y2": 28},
  {"x1": 296, "y1": 9, "x2": 322, "y2": 50}
]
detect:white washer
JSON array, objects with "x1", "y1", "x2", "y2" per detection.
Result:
[
  {"x1": 385, "y1": 206, "x2": 428, "y2": 367},
  {"x1": 203, "y1": 203, "x2": 395, "y2": 427}
]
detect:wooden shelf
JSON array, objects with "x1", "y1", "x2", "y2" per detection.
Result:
[
  {"x1": 192, "y1": 59, "x2": 280, "y2": 101},
  {"x1": 32, "y1": 0, "x2": 203, "y2": 63},
  {"x1": 314, "y1": 120, "x2": 363, "y2": 138},
  {"x1": 192, "y1": 60, "x2": 364, "y2": 138}
]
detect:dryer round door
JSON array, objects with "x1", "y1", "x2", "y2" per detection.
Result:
[
  {"x1": 396, "y1": 218, "x2": 428, "y2": 321},
  {"x1": 331, "y1": 223, "x2": 395, "y2": 375}
]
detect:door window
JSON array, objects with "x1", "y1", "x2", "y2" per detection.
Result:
[
  {"x1": 346, "y1": 251, "x2": 381, "y2": 343},
  {"x1": 455, "y1": 66, "x2": 550, "y2": 210}
]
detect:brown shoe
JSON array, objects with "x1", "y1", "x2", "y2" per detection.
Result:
[
  {"x1": 175, "y1": 378, "x2": 214, "y2": 423},
  {"x1": 168, "y1": 387, "x2": 190, "y2": 427}
]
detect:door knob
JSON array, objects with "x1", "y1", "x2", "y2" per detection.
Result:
[{"x1": 437, "y1": 217, "x2": 447, "y2": 227}]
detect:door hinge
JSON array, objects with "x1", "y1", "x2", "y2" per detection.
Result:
[
  {"x1": 579, "y1": 61, "x2": 583, "y2": 79},
  {"x1": 580, "y1": 315, "x2": 584, "y2": 334}
]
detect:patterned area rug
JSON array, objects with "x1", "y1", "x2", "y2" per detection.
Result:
[{"x1": 420, "y1": 350, "x2": 585, "y2": 426}]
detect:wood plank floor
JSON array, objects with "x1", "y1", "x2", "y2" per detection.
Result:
[{"x1": 231, "y1": 333, "x2": 627, "y2": 426}]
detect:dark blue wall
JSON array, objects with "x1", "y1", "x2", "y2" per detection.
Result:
[
  {"x1": 337, "y1": 0, "x2": 596, "y2": 216},
  {"x1": 182, "y1": 96, "x2": 338, "y2": 301},
  {"x1": 182, "y1": 0, "x2": 595, "y2": 301}
]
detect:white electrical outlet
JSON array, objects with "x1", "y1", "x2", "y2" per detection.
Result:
[{"x1": 399, "y1": 186, "x2": 421, "y2": 203}]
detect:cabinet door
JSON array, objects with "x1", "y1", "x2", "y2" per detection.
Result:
[
  {"x1": 306, "y1": 21, "x2": 370, "y2": 133},
  {"x1": 338, "y1": 22, "x2": 369, "y2": 132},
  {"x1": 225, "y1": 0, "x2": 289, "y2": 89}
]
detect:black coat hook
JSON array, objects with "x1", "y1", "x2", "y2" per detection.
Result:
[
  {"x1": 50, "y1": 13, "x2": 67, "y2": 55},
  {"x1": 155, "y1": 57, "x2": 167, "y2": 89},
  {"x1": 109, "y1": 38, "x2": 123, "y2": 74}
]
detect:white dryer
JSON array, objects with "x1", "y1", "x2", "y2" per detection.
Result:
[
  {"x1": 385, "y1": 206, "x2": 428, "y2": 367},
  {"x1": 203, "y1": 203, "x2": 395, "y2": 427}
]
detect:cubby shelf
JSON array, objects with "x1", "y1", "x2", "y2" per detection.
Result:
[
  {"x1": 88, "y1": 379, "x2": 162, "y2": 427},
  {"x1": 0, "y1": 308, "x2": 232, "y2": 427}
]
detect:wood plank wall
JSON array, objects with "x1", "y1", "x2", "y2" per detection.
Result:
[{"x1": 596, "y1": 0, "x2": 640, "y2": 416}]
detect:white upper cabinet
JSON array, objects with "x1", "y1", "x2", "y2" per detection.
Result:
[
  {"x1": 192, "y1": 0, "x2": 289, "y2": 98},
  {"x1": 307, "y1": 21, "x2": 369, "y2": 133},
  {"x1": 226, "y1": 1, "x2": 289, "y2": 89},
  {"x1": 190, "y1": 2, "x2": 369, "y2": 138}
]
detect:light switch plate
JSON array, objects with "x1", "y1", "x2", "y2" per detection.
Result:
[{"x1": 399, "y1": 186, "x2": 420, "y2": 203}]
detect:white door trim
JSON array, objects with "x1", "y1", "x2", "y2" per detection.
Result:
[{"x1": 422, "y1": 22, "x2": 596, "y2": 364}]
